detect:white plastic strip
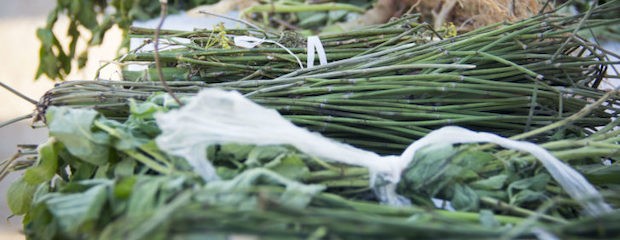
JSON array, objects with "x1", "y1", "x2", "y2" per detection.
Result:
[
  {"x1": 396, "y1": 126, "x2": 612, "y2": 216},
  {"x1": 155, "y1": 89, "x2": 387, "y2": 179},
  {"x1": 155, "y1": 88, "x2": 612, "y2": 216},
  {"x1": 307, "y1": 36, "x2": 327, "y2": 68},
  {"x1": 234, "y1": 36, "x2": 304, "y2": 69}
]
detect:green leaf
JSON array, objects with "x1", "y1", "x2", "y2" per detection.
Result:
[
  {"x1": 114, "y1": 177, "x2": 137, "y2": 200},
  {"x1": 77, "y1": 50, "x2": 88, "y2": 69},
  {"x1": 129, "y1": 98, "x2": 165, "y2": 119},
  {"x1": 510, "y1": 189, "x2": 547, "y2": 206},
  {"x1": 217, "y1": 144, "x2": 256, "y2": 163},
  {"x1": 75, "y1": 0, "x2": 98, "y2": 29},
  {"x1": 46, "y1": 107, "x2": 110, "y2": 166},
  {"x1": 451, "y1": 184, "x2": 479, "y2": 211},
  {"x1": 114, "y1": 158, "x2": 137, "y2": 177},
  {"x1": 245, "y1": 145, "x2": 290, "y2": 168},
  {"x1": 7, "y1": 178, "x2": 38, "y2": 215},
  {"x1": 268, "y1": 154, "x2": 310, "y2": 180},
  {"x1": 581, "y1": 164, "x2": 620, "y2": 185},
  {"x1": 90, "y1": 15, "x2": 114, "y2": 45},
  {"x1": 24, "y1": 139, "x2": 59, "y2": 185},
  {"x1": 36, "y1": 28, "x2": 54, "y2": 47},
  {"x1": 471, "y1": 175, "x2": 508, "y2": 191},
  {"x1": 196, "y1": 169, "x2": 324, "y2": 210},
  {"x1": 508, "y1": 174, "x2": 550, "y2": 205},
  {"x1": 96, "y1": 118, "x2": 149, "y2": 150},
  {"x1": 45, "y1": 184, "x2": 109, "y2": 234},
  {"x1": 401, "y1": 144, "x2": 458, "y2": 195},
  {"x1": 67, "y1": 21, "x2": 79, "y2": 58},
  {"x1": 298, "y1": 12, "x2": 328, "y2": 28},
  {"x1": 127, "y1": 177, "x2": 164, "y2": 217},
  {"x1": 508, "y1": 174, "x2": 550, "y2": 192}
]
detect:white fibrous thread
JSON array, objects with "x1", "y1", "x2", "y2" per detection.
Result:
[{"x1": 156, "y1": 89, "x2": 612, "y2": 216}]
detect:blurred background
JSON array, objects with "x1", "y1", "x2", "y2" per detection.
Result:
[{"x1": 0, "y1": 1, "x2": 122, "y2": 238}]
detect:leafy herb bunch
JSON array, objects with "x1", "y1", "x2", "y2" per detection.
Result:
[{"x1": 36, "y1": 0, "x2": 219, "y2": 80}]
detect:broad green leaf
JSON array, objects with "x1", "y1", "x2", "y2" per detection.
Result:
[
  {"x1": 7, "y1": 178, "x2": 38, "y2": 215},
  {"x1": 46, "y1": 107, "x2": 110, "y2": 166},
  {"x1": 24, "y1": 139, "x2": 59, "y2": 185},
  {"x1": 45, "y1": 184, "x2": 108, "y2": 234}
]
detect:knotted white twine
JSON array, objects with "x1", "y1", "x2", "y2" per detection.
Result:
[
  {"x1": 234, "y1": 35, "x2": 327, "y2": 69},
  {"x1": 155, "y1": 88, "x2": 612, "y2": 216}
]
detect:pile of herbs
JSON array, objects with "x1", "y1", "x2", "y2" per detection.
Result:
[
  {"x1": 37, "y1": 0, "x2": 220, "y2": 80},
  {"x1": 51, "y1": 2, "x2": 620, "y2": 154},
  {"x1": 2, "y1": 0, "x2": 620, "y2": 239},
  {"x1": 4, "y1": 93, "x2": 620, "y2": 239}
]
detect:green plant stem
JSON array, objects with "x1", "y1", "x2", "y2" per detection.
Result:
[
  {"x1": 480, "y1": 196, "x2": 567, "y2": 224},
  {"x1": 243, "y1": 3, "x2": 366, "y2": 14}
]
